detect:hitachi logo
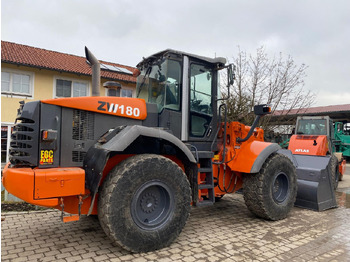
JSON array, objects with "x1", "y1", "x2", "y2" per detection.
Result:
[{"x1": 295, "y1": 149, "x2": 309, "y2": 153}]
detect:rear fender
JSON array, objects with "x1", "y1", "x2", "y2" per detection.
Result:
[{"x1": 84, "y1": 125, "x2": 197, "y2": 195}]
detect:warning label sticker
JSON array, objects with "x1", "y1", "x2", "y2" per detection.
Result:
[{"x1": 40, "y1": 150, "x2": 54, "y2": 165}]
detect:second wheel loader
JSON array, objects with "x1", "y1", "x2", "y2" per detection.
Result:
[{"x1": 288, "y1": 116, "x2": 346, "y2": 210}]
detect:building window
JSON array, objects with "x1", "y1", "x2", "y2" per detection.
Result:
[
  {"x1": 55, "y1": 79, "x2": 88, "y2": 98},
  {"x1": 121, "y1": 89, "x2": 133, "y2": 98},
  {"x1": 1, "y1": 70, "x2": 33, "y2": 97},
  {"x1": 107, "y1": 88, "x2": 120, "y2": 96},
  {"x1": 106, "y1": 88, "x2": 134, "y2": 98}
]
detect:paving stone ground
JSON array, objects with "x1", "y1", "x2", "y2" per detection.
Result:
[{"x1": 2, "y1": 170, "x2": 350, "y2": 262}]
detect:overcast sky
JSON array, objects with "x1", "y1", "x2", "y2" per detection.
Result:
[{"x1": 2, "y1": 0, "x2": 350, "y2": 107}]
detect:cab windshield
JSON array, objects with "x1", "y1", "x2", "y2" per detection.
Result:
[
  {"x1": 136, "y1": 59, "x2": 181, "y2": 112},
  {"x1": 296, "y1": 119, "x2": 327, "y2": 135}
]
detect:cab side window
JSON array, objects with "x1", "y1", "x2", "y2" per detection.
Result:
[
  {"x1": 163, "y1": 60, "x2": 181, "y2": 111},
  {"x1": 190, "y1": 64, "x2": 213, "y2": 137},
  {"x1": 150, "y1": 59, "x2": 181, "y2": 112}
]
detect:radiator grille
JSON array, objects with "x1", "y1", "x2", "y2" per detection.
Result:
[{"x1": 72, "y1": 110, "x2": 94, "y2": 140}]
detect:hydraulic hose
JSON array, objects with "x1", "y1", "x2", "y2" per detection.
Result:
[{"x1": 236, "y1": 115, "x2": 261, "y2": 143}]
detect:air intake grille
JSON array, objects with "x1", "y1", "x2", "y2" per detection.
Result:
[
  {"x1": 72, "y1": 151, "x2": 86, "y2": 162},
  {"x1": 10, "y1": 119, "x2": 35, "y2": 164},
  {"x1": 9, "y1": 101, "x2": 39, "y2": 167},
  {"x1": 72, "y1": 110, "x2": 94, "y2": 140}
]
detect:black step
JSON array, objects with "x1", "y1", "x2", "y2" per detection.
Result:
[
  {"x1": 198, "y1": 167, "x2": 212, "y2": 173},
  {"x1": 197, "y1": 151, "x2": 214, "y2": 159},
  {"x1": 196, "y1": 200, "x2": 214, "y2": 207},
  {"x1": 198, "y1": 184, "x2": 214, "y2": 190}
]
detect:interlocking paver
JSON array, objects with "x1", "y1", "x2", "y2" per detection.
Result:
[{"x1": 1, "y1": 172, "x2": 350, "y2": 262}]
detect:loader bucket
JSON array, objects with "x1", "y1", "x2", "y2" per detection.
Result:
[{"x1": 293, "y1": 155, "x2": 337, "y2": 211}]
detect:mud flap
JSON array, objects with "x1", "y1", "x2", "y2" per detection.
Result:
[{"x1": 293, "y1": 155, "x2": 337, "y2": 211}]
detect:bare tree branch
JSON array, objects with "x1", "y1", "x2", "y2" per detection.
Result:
[{"x1": 222, "y1": 46, "x2": 315, "y2": 135}]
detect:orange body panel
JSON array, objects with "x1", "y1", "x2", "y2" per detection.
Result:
[
  {"x1": 288, "y1": 135, "x2": 328, "y2": 156},
  {"x1": 34, "y1": 168, "x2": 85, "y2": 199},
  {"x1": 2, "y1": 164, "x2": 58, "y2": 207},
  {"x1": 205, "y1": 121, "x2": 272, "y2": 198},
  {"x1": 215, "y1": 121, "x2": 270, "y2": 173},
  {"x1": 3, "y1": 163, "x2": 97, "y2": 215},
  {"x1": 226, "y1": 140, "x2": 274, "y2": 173},
  {"x1": 42, "y1": 96, "x2": 147, "y2": 120}
]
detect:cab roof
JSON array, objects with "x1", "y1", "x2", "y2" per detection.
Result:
[{"x1": 136, "y1": 49, "x2": 226, "y2": 69}]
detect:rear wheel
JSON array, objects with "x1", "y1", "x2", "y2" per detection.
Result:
[
  {"x1": 243, "y1": 153, "x2": 297, "y2": 220},
  {"x1": 98, "y1": 154, "x2": 191, "y2": 252}
]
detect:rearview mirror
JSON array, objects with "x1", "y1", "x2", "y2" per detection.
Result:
[
  {"x1": 225, "y1": 63, "x2": 235, "y2": 99},
  {"x1": 227, "y1": 63, "x2": 235, "y2": 86}
]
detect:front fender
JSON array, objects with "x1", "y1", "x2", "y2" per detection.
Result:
[{"x1": 226, "y1": 141, "x2": 281, "y2": 173}]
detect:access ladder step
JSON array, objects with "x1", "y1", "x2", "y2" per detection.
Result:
[
  {"x1": 198, "y1": 167, "x2": 212, "y2": 173},
  {"x1": 198, "y1": 184, "x2": 214, "y2": 190},
  {"x1": 196, "y1": 155, "x2": 215, "y2": 206},
  {"x1": 197, "y1": 151, "x2": 214, "y2": 159},
  {"x1": 196, "y1": 200, "x2": 214, "y2": 207}
]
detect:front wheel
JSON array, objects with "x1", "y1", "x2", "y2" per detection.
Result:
[
  {"x1": 330, "y1": 154, "x2": 339, "y2": 189},
  {"x1": 98, "y1": 154, "x2": 191, "y2": 252},
  {"x1": 243, "y1": 153, "x2": 297, "y2": 220}
]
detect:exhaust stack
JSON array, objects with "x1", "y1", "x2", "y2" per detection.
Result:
[{"x1": 85, "y1": 47, "x2": 100, "y2": 97}]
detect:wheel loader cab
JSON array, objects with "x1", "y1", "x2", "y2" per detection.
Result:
[
  {"x1": 294, "y1": 116, "x2": 335, "y2": 153},
  {"x1": 136, "y1": 50, "x2": 226, "y2": 150},
  {"x1": 296, "y1": 118, "x2": 328, "y2": 135}
]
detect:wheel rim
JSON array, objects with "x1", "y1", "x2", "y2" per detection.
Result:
[
  {"x1": 272, "y1": 172, "x2": 289, "y2": 204},
  {"x1": 131, "y1": 180, "x2": 174, "y2": 230}
]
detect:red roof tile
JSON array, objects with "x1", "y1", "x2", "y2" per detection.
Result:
[
  {"x1": 1, "y1": 41, "x2": 136, "y2": 83},
  {"x1": 273, "y1": 104, "x2": 350, "y2": 116}
]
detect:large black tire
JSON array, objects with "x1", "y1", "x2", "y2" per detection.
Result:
[
  {"x1": 330, "y1": 154, "x2": 339, "y2": 189},
  {"x1": 98, "y1": 154, "x2": 191, "y2": 253},
  {"x1": 243, "y1": 153, "x2": 297, "y2": 221}
]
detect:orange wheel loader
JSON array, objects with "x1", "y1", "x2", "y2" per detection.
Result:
[
  {"x1": 287, "y1": 116, "x2": 346, "y2": 211},
  {"x1": 3, "y1": 48, "x2": 298, "y2": 252}
]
